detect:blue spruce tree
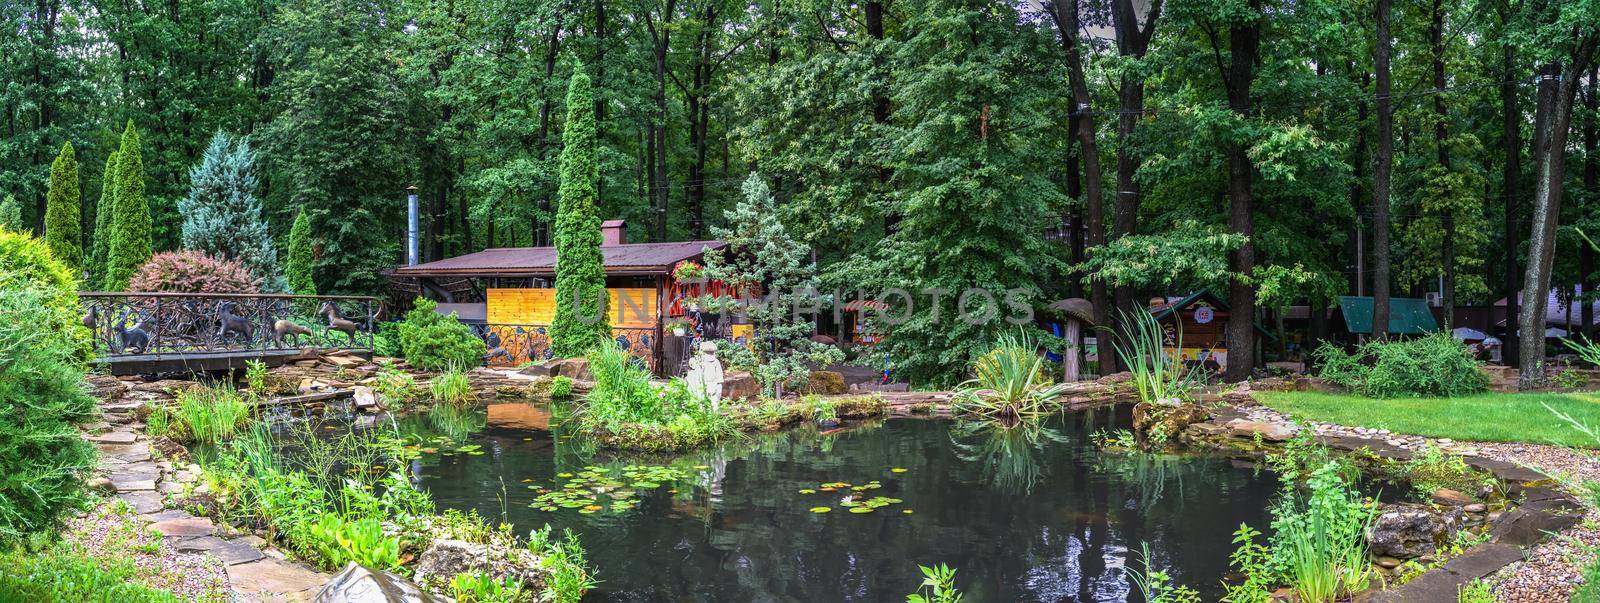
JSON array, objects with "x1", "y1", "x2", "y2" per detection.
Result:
[{"x1": 178, "y1": 131, "x2": 284, "y2": 291}]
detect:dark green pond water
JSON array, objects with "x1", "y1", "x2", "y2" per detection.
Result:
[{"x1": 392, "y1": 404, "x2": 1279, "y2": 602}]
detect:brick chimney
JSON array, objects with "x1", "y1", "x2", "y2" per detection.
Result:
[{"x1": 601, "y1": 219, "x2": 627, "y2": 246}]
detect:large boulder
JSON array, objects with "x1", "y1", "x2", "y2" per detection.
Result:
[
  {"x1": 517, "y1": 357, "x2": 591, "y2": 380},
  {"x1": 722, "y1": 371, "x2": 761, "y2": 400},
  {"x1": 1133, "y1": 401, "x2": 1210, "y2": 438},
  {"x1": 314, "y1": 562, "x2": 443, "y2": 603},
  {"x1": 804, "y1": 371, "x2": 847, "y2": 395},
  {"x1": 413, "y1": 539, "x2": 544, "y2": 594},
  {"x1": 1367, "y1": 505, "x2": 1460, "y2": 559},
  {"x1": 1225, "y1": 419, "x2": 1299, "y2": 442}
]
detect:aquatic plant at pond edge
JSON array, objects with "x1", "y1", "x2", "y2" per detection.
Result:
[
  {"x1": 148, "y1": 384, "x2": 253, "y2": 444},
  {"x1": 905, "y1": 563, "x2": 962, "y2": 603},
  {"x1": 431, "y1": 364, "x2": 475, "y2": 407},
  {"x1": 375, "y1": 361, "x2": 424, "y2": 407},
  {"x1": 1226, "y1": 459, "x2": 1374, "y2": 603},
  {"x1": 306, "y1": 513, "x2": 401, "y2": 571},
  {"x1": 1125, "y1": 542, "x2": 1202, "y2": 603},
  {"x1": 953, "y1": 330, "x2": 1068, "y2": 422},
  {"x1": 548, "y1": 375, "x2": 574, "y2": 399},
  {"x1": 449, "y1": 571, "x2": 525, "y2": 603},
  {"x1": 528, "y1": 525, "x2": 597, "y2": 603},
  {"x1": 1113, "y1": 309, "x2": 1200, "y2": 405},
  {"x1": 577, "y1": 339, "x2": 737, "y2": 451}
]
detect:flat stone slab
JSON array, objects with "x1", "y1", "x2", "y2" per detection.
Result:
[
  {"x1": 229, "y1": 557, "x2": 327, "y2": 602},
  {"x1": 140, "y1": 509, "x2": 189, "y2": 522},
  {"x1": 209, "y1": 539, "x2": 266, "y2": 565},
  {"x1": 148, "y1": 517, "x2": 215, "y2": 537},
  {"x1": 113, "y1": 478, "x2": 157, "y2": 492},
  {"x1": 87, "y1": 431, "x2": 137, "y2": 444},
  {"x1": 118, "y1": 491, "x2": 165, "y2": 514}
]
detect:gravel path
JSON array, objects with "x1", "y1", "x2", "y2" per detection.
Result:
[{"x1": 62, "y1": 502, "x2": 231, "y2": 601}]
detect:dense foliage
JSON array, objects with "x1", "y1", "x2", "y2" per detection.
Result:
[
  {"x1": 42, "y1": 142, "x2": 80, "y2": 272},
  {"x1": 87, "y1": 151, "x2": 119, "y2": 282},
  {"x1": 577, "y1": 340, "x2": 735, "y2": 452},
  {"x1": 1315, "y1": 334, "x2": 1489, "y2": 398},
  {"x1": 127, "y1": 251, "x2": 260, "y2": 294},
  {"x1": 179, "y1": 131, "x2": 284, "y2": 291},
  {"x1": 0, "y1": 196, "x2": 21, "y2": 231},
  {"x1": 397, "y1": 298, "x2": 486, "y2": 371},
  {"x1": 3, "y1": 0, "x2": 1599, "y2": 384},
  {"x1": 103, "y1": 123, "x2": 150, "y2": 291},
  {"x1": 0, "y1": 231, "x2": 95, "y2": 543},
  {"x1": 550, "y1": 66, "x2": 609, "y2": 358}
]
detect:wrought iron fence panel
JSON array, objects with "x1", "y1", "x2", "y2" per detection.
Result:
[{"x1": 80, "y1": 293, "x2": 380, "y2": 358}]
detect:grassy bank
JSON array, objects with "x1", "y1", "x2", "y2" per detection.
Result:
[{"x1": 1255, "y1": 391, "x2": 1600, "y2": 448}]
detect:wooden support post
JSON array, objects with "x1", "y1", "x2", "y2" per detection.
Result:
[{"x1": 1064, "y1": 318, "x2": 1083, "y2": 382}]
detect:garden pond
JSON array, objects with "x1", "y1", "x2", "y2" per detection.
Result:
[{"x1": 273, "y1": 403, "x2": 1283, "y2": 601}]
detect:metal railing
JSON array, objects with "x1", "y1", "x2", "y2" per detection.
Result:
[{"x1": 80, "y1": 292, "x2": 381, "y2": 358}]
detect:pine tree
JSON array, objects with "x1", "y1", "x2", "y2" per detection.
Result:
[
  {"x1": 89, "y1": 151, "x2": 119, "y2": 285},
  {"x1": 104, "y1": 122, "x2": 151, "y2": 291},
  {"x1": 43, "y1": 141, "x2": 82, "y2": 272},
  {"x1": 286, "y1": 207, "x2": 315, "y2": 296},
  {"x1": 179, "y1": 131, "x2": 283, "y2": 290},
  {"x1": 550, "y1": 65, "x2": 610, "y2": 357},
  {"x1": 0, "y1": 196, "x2": 22, "y2": 232}
]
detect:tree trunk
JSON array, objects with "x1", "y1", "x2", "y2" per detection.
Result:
[
  {"x1": 1372, "y1": 0, "x2": 1394, "y2": 341},
  {"x1": 1431, "y1": 0, "x2": 1454, "y2": 327},
  {"x1": 1066, "y1": 113, "x2": 1085, "y2": 299},
  {"x1": 1519, "y1": 42, "x2": 1599, "y2": 389},
  {"x1": 1049, "y1": 0, "x2": 1113, "y2": 375},
  {"x1": 866, "y1": 0, "x2": 896, "y2": 235},
  {"x1": 1584, "y1": 65, "x2": 1598, "y2": 340},
  {"x1": 1223, "y1": 11, "x2": 1261, "y2": 383},
  {"x1": 1110, "y1": 0, "x2": 1161, "y2": 341}
]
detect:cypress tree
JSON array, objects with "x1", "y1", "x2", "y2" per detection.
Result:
[
  {"x1": 286, "y1": 207, "x2": 315, "y2": 296},
  {"x1": 43, "y1": 142, "x2": 82, "y2": 271},
  {"x1": 179, "y1": 131, "x2": 283, "y2": 291},
  {"x1": 550, "y1": 65, "x2": 610, "y2": 357},
  {"x1": 89, "y1": 151, "x2": 119, "y2": 285},
  {"x1": 0, "y1": 196, "x2": 22, "y2": 231},
  {"x1": 104, "y1": 122, "x2": 150, "y2": 291}
]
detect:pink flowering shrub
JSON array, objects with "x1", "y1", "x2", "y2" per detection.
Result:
[{"x1": 128, "y1": 250, "x2": 259, "y2": 294}]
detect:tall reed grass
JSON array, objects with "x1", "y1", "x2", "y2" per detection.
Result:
[{"x1": 1112, "y1": 309, "x2": 1196, "y2": 405}]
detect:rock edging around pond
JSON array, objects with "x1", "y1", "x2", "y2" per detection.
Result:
[{"x1": 1169, "y1": 396, "x2": 1585, "y2": 602}]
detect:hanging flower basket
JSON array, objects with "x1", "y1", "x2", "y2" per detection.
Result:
[{"x1": 673, "y1": 260, "x2": 706, "y2": 282}]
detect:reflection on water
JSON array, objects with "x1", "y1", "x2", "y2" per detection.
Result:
[{"x1": 400, "y1": 404, "x2": 1277, "y2": 602}]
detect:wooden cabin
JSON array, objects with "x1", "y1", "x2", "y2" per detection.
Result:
[
  {"x1": 390, "y1": 220, "x2": 727, "y2": 373},
  {"x1": 1149, "y1": 291, "x2": 1235, "y2": 373}
]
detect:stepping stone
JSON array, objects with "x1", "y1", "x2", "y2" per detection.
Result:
[
  {"x1": 140, "y1": 509, "x2": 190, "y2": 522},
  {"x1": 148, "y1": 517, "x2": 215, "y2": 537},
  {"x1": 88, "y1": 431, "x2": 137, "y2": 445},
  {"x1": 157, "y1": 481, "x2": 182, "y2": 494},
  {"x1": 228, "y1": 558, "x2": 327, "y2": 602},
  {"x1": 113, "y1": 478, "x2": 157, "y2": 492},
  {"x1": 118, "y1": 491, "x2": 165, "y2": 514},
  {"x1": 209, "y1": 539, "x2": 266, "y2": 565},
  {"x1": 96, "y1": 444, "x2": 151, "y2": 462},
  {"x1": 172, "y1": 535, "x2": 228, "y2": 553}
]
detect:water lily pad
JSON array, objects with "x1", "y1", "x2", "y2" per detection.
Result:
[
  {"x1": 798, "y1": 489, "x2": 816, "y2": 494},
  {"x1": 582, "y1": 504, "x2": 603, "y2": 512},
  {"x1": 557, "y1": 472, "x2": 573, "y2": 478},
  {"x1": 693, "y1": 465, "x2": 711, "y2": 470},
  {"x1": 849, "y1": 506, "x2": 874, "y2": 514},
  {"x1": 632, "y1": 481, "x2": 660, "y2": 489},
  {"x1": 891, "y1": 467, "x2": 908, "y2": 473},
  {"x1": 902, "y1": 509, "x2": 914, "y2": 514},
  {"x1": 809, "y1": 507, "x2": 832, "y2": 513}
]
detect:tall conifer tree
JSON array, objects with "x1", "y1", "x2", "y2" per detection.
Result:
[
  {"x1": 43, "y1": 141, "x2": 81, "y2": 271},
  {"x1": 89, "y1": 150, "x2": 119, "y2": 285},
  {"x1": 179, "y1": 131, "x2": 283, "y2": 290},
  {"x1": 550, "y1": 64, "x2": 609, "y2": 357},
  {"x1": 104, "y1": 122, "x2": 150, "y2": 291}
]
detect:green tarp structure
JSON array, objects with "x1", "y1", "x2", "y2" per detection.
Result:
[{"x1": 1337, "y1": 296, "x2": 1439, "y2": 334}]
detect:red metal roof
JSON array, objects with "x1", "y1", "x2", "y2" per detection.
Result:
[{"x1": 392, "y1": 240, "x2": 726, "y2": 277}]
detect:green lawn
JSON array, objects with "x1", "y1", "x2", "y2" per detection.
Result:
[{"x1": 1254, "y1": 391, "x2": 1600, "y2": 448}]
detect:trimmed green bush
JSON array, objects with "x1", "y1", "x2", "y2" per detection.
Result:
[
  {"x1": 0, "y1": 232, "x2": 96, "y2": 543},
  {"x1": 286, "y1": 207, "x2": 315, "y2": 296},
  {"x1": 397, "y1": 298, "x2": 485, "y2": 371},
  {"x1": 44, "y1": 141, "x2": 82, "y2": 272},
  {"x1": 1314, "y1": 333, "x2": 1488, "y2": 398}
]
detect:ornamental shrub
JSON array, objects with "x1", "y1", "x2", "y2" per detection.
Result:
[
  {"x1": 127, "y1": 250, "x2": 259, "y2": 294},
  {"x1": 397, "y1": 298, "x2": 485, "y2": 371},
  {"x1": 1313, "y1": 333, "x2": 1488, "y2": 398},
  {"x1": 89, "y1": 150, "x2": 120, "y2": 283},
  {"x1": 44, "y1": 141, "x2": 83, "y2": 272},
  {"x1": 0, "y1": 231, "x2": 96, "y2": 543}
]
